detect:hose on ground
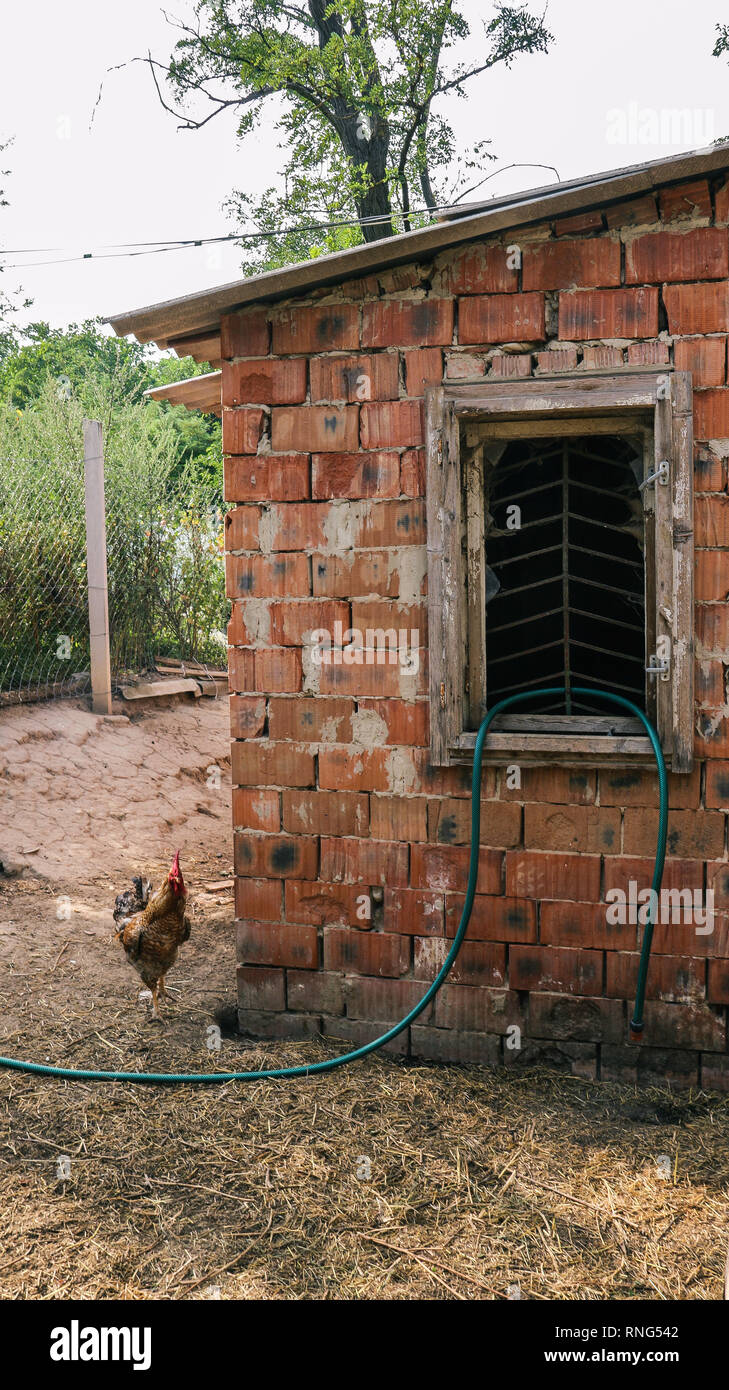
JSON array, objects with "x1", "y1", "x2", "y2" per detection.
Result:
[{"x1": 0, "y1": 687, "x2": 667, "y2": 1082}]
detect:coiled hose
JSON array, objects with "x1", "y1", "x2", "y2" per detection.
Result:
[{"x1": 0, "y1": 687, "x2": 667, "y2": 1083}]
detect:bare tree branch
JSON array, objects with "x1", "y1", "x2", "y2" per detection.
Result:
[
  {"x1": 146, "y1": 52, "x2": 268, "y2": 131},
  {"x1": 451, "y1": 161, "x2": 561, "y2": 204}
]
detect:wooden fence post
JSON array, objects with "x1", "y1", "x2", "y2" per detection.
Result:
[{"x1": 83, "y1": 419, "x2": 112, "y2": 715}]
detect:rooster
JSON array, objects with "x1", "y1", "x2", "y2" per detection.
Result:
[{"x1": 115, "y1": 852, "x2": 191, "y2": 1019}]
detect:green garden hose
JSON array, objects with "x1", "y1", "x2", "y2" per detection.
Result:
[{"x1": 0, "y1": 687, "x2": 667, "y2": 1084}]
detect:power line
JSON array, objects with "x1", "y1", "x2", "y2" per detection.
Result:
[
  {"x1": 4, "y1": 208, "x2": 401, "y2": 255},
  {"x1": 0, "y1": 210, "x2": 432, "y2": 269},
  {"x1": 0, "y1": 162, "x2": 562, "y2": 271}
]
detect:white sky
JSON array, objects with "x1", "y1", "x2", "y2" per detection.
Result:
[{"x1": 1, "y1": 0, "x2": 728, "y2": 335}]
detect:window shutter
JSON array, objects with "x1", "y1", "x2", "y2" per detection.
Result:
[
  {"x1": 426, "y1": 389, "x2": 463, "y2": 764},
  {"x1": 670, "y1": 371, "x2": 694, "y2": 773},
  {"x1": 465, "y1": 438, "x2": 487, "y2": 727},
  {"x1": 653, "y1": 386, "x2": 674, "y2": 756},
  {"x1": 653, "y1": 372, "x2": 694, "y2": 772}
]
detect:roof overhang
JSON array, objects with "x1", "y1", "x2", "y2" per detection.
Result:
[
  {"x1": 109, "y1": 142, "x2": 729, "y2": 365},
  {"x1": 144, "y1": 370, "x2": 222, "y2": 416}
]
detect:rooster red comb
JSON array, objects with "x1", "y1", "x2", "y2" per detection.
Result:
[{"x1": 168, "y1": 851, "x2": 186, "y2": 897}]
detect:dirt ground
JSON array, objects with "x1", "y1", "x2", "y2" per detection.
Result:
[{"x1": 1, "y1": 695, "x2": 729, "y2": 1300}]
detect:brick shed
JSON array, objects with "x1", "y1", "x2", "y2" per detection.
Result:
[{"x1": 111, "y1": 144, "x2": 729, "y2": 1088}]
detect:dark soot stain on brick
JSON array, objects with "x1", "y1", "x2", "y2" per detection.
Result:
[
  {"x1": 607, "y1": 771, "x2": 642, "y2": 790},
  {"x1": 271, "y1": 842, "x2": 297, "y2": 872},
  {"x1": 713, "y1": 773, "x2": 729, "y2": 801},
  {"x1": 411, "y1": 301, "x2": 438, "y2": 336},
  {"x1": 317, "y1": 314, "x2": 345, "y2": 342},
  {"x1": 361, "y1": 458, "x2": 381, "y2": 486},
  {"x1": 437, "y1": 816, "x2": 458, "y2": 844}
]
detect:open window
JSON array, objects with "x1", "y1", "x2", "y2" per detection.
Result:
[{"x1": 426, "y1": 372, "x2": 694, "y2": 771}]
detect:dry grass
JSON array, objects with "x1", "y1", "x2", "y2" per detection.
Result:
[
  {"x1": 1, "y1": 1012, "x2": 729, "y2": 1300},
  {"x1": 1, "y1": 765, "x2": 728, "y2": 1303}
]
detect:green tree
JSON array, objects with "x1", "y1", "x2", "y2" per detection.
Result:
[
  {"x1": 0, "y1": 319, "x2": 222, "y2": 479},
  {"x1": 0, "y1": 320, "x2": 151, "y2": 410},
  {"x1": 151, "y1": 1, "x2": 552, "y2": 272},
  {"x1": 715, "y1": 21, "x2": 729, "y2": 56}
]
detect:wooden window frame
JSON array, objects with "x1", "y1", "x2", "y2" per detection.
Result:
[{"x1": 426, "y1": 370, "x2": 694, "y2": 772}]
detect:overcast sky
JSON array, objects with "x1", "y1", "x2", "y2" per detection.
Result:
[{"x1": 1, "y1": 0, "x2": 728, "y2": 336}]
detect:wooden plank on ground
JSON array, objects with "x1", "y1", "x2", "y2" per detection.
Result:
[{"x1": 120, "y1": 679, "x2": 201, "y2": 701}]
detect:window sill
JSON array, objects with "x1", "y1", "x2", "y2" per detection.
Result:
[{"x1": 453, "y1": 716, "x2": 657, "y2": 767}]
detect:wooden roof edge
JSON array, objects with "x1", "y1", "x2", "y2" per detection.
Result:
[
  {"x1": 108, "y1": 143, "x2": 729, "y2": 347},
  {"x1": 144, "y1": 370, "x2": 222, "y2": 415}
]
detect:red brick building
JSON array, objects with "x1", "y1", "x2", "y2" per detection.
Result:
[{"x1": 112, "y1": 145, "x2": 729, "y2": 1088}]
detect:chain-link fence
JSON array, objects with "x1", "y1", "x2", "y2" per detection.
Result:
[
  {"x1": 0, "y1": 443, "x2": 227, "y2": 706},
  {"x1": 105, "y1": 476, "x2": 227, "y2": 683},
  {"x1": 0, "y1": 453, "x2": 91, "y2": 702}
]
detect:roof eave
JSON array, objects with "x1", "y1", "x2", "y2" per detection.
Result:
[
  {"x1": 108, "y1": 142, "x2": 729, "y2": 347},
  {"x1": 144, "y1": 369, "x2": 222, "y2": 416}
]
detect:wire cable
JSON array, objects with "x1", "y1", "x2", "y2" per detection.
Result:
[{"x1": 0, "y1": 163, "x2": 565, "y2": 270}]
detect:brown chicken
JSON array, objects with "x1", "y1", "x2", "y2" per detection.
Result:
[{"x1": 115, "y1": 851, "x2": 191, "y2": 1019}]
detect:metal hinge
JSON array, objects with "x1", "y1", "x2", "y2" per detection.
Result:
[
  {"x1": 646, "y1": 655, "x2": 670, "y2": 682},
  {"x1": 440, "y1": 681, "x2": 446, "y2": 709},
  {"x1": 639, "y1": 460, "x2": 669, "y2": 492},
  {"x1": 436, "y1": 436, "x2": 444, "y2": 465}
]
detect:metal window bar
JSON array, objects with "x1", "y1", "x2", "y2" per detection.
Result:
[
  {"x1": 569, "y1": 606, "x2": 644, "y2": 635},
  {"x1": 569, "y1": 542, "x2": 643, "y2": 571},
  {"x1": 486, "y1": 669, "x2": 566, "y2": 697},
  {"x1": 484, "y1": 434, "x2": 646, "y2": 714},
  {"x1": 492, "y1": 543, "x2": 562, "y2": 569},
  {"x1": 488, "y1": 606, "x2": 563, "y2": 635},
  {"x1": 488, "y1": 639, "x2": 563, "y2": 666}
]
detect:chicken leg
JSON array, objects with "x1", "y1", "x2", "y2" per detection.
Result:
[{"x1": 149, "y1": 981, "x2": 163, "y2": 1021}]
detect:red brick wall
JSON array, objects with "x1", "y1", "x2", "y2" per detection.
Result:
[{"x1": 223, "y1": 172, "x2": 729, "y2": 1089}]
